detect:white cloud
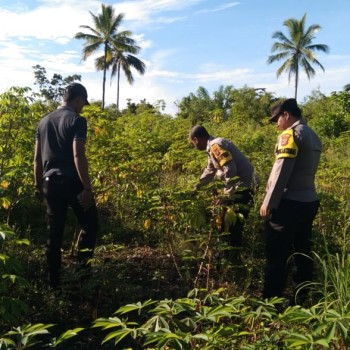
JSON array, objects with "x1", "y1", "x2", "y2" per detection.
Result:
[
  {"x1": 154, "y1": 16, "x2": 187, "y2": 24},
  {"x1": 212, "y1": 2, "x2": 240, "y2": 12},
  {"x1": 194, "y1": 68, "x2": 253, "y2": 83},
  {"x1": 132, "y1": 33, "x2": 152, "y2": 51},
  {"x1": 195, "y1": 2, "x2": 239, "y2": 14},
  {"x1": 0, "y1": 4, "x2": 94, "y2": 43},
  {"x1": 111, "y1": 0, "x2": 201, "y2": 29}
]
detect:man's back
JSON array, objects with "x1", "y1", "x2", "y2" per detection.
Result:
[
  {"x1": 208, "y1": 136, "x2": 256, "y2": 189},
  {"x1": 37, "y1": 107, "x2": 86, "y2": 178}
]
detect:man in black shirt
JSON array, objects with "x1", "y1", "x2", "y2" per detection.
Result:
[{"x1": 34, "y1": 83, "x2": 98, "y2": 288}]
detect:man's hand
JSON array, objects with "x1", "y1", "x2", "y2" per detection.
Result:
[
  {"x1": 193, "y1": 183, "x2": 200, "y2": 191},
  {"x1": 78, "y1": 189, "x2": 94, "y2": 211},
  {"x1": 34, "y1": 187, "x2": 43, "y2": 202},
  {"x1": 260, "y1": 204, "x2": 270, "y2": 218}
]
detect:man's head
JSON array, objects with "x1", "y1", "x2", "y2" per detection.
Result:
[
  {"x1": 63, "y1": 83, "x2": 89, "y2": 113},
  {"x1": 190, "y1": 125, "x2": 210, "y2": 150},
  {"x1": 270, "y1": 98, "x2": 302, "y2": 130}
]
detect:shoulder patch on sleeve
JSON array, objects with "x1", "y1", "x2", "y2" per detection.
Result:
[
  {"x1": 275, "y1": 129, "x2": 298, "y2": 159},
  {"x1": 210, "y1": 143, "x2": 232, "y2": 166}
]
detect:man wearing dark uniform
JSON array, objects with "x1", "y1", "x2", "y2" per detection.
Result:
[
  {"x1": 260, "y1": 98, "x2": 322, "y2": 303},
  {"x1": 190, "y1": 125, "x2": 258, "y2": 249},
  {"x1": 34, "y1": 83, "x2": 98, "y2": 288}
]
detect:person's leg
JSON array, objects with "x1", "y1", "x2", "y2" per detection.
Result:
[
  {"x1": 229, "y1": 218, "x2": 244, "y2": 247},
  {"x1": 42, "y1": 176, "x2": 68, "y2": 287},
  {"x1": 228, "y1": 189, "x2": 253, "y2": 247},
  {"x1": 75, "y1": 205, "x2": 98, "y2": 265},
  {"x1": 292, "y1": 200, "x2": 319, "y2": 303},
  {"x1": 69, "y1": 179, "x2": 98, "y2": 266},
  {"x1": 263, "y1": 200, "x2": 297, "y2": 299}
]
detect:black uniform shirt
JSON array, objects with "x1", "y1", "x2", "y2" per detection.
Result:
[{"x1": 36, "y1": 106, "x2": 87, "y2": 178}]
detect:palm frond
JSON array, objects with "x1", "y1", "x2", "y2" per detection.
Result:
[
  {"x1": 120, "y1": 61, "x2": 134, "y2": 84},
  {"x1": 300, "y1": 57, "x2": 316, "y2": 80},
  {"x1": 125, "y1": 55, "x2": 146, "y2": 75},
  {"x1": 275, "y1": 59, "x2": 292, "y2": 78},
  {"x1": 82, "y1": 42, "x2": 102, "y2": 60},
  {"x1": 267, "y1": 51, "x2": 292, "y2": 64},
  {"x1": 271, "y1": 31, "x2": 294, "y2": 47},
  {"x1": 305, "y1": 44, "x2": 330, "y2": 54}
]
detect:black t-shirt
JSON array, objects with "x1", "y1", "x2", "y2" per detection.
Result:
[{"x1": 36, "y1": 106, "x2": 87, "y2": 178}]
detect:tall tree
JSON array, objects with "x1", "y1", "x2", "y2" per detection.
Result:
[
  {"x1": 176, "y1": 86, "x2": 215, "y2": 124},
  {"x1": 96, "y1": 34, "x2": 146, "y2": 110},
  {"x1": 32, "y1": 64, "x2": 81, "y2": 102},
  {"x1": 75, "y1": 4, "x2": 125, "y2": 110},
  {"x1": 267, "y1": 13, "x2": 329, "y2": 100}
]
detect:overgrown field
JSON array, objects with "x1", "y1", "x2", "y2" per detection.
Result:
[{"x1": 0, "y1": 86, "x2": 349, "y2": 349}]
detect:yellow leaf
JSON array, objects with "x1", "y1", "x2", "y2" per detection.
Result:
[
  {"x1": 1, "y1": 197, "x2": 11, "y2": 209},
  {"x1": 224, "y1": 208, "x2": 236, "y2": 232},
  {"x1": 144, "y1": 219, "x2": 151, "y2": 230},
  {"x1": 215, "y1": 216, "x2": 222, "y2": 229},
  {"x1": 97, "y1": 193, "x2": 109, "y2": 204},
  {"x1": 1, "y1": 180, "x2": 9, "y2": 189}
]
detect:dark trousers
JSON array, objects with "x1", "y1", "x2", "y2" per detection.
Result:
[
  {"x1": 42, "y1": 175, "x2": 98, "y2": 286},
  {"x1": 263, "y1": 199, "x2": 319, "y2": 299},
  {"x1": 222, "y1": 189, "x2": 254, "y2": 247}
]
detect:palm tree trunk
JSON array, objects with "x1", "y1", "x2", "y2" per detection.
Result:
[
  {"x1": 116, "y1": 63, "x2": 121, "y2": 111},
  {"x1": 294, "y1": 65, "x2": 299, "y2": 100},
  {"x1": 102, "y1": 44, "x2": 107, "y2": 110},
  {"x1": 102, "y1": 67, "x2": 106, "y2": 110}
]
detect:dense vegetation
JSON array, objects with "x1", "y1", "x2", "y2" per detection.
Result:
[{"x1": 0, "y1": 85, "x2": 350, "y2": 349}]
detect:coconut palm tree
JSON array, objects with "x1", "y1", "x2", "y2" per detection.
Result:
[
  {"x1": 267, "y1": 13, "x2": 329, "y2": 100},
  {"x1": 75, "y1": 4, "x2": 125, "y2": 109},
  {"x1": 95, "y1": 35, "x2": 146, "y2": 110}
]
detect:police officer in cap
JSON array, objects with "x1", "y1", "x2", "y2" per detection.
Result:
[
  {"x1": 260, "y1": 98, "x2": 322, "y2": 303},
  {"x1": 190, "y1": 125, "x2": 258, "y2": 252}
]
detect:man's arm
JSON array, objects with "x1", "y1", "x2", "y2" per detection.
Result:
[
  {"x1": 195, "y1": 157, "x2": 217, "y2": 189},
  {"x1": 73, "y1": 139, "x2": 94, "y2": 209},
  {"x1": 260, "y1": 158, "x2": 295, "y2": 217},
  {"x1": 260, "y1": 128, "x2": 299, "y2": 217},
  {"x1": 34, "y1": 139, "x2": 43, "y2": 191}
]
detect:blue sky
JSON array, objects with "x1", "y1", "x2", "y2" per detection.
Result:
[{"x1": 0, "y1": 0, "x2": 349, "y2": 115}]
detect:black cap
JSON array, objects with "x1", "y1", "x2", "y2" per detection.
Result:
[
  {"x1": 269, "y1": 98, "x2": 301, "y2": 122},
  {"x1": 63, "y1": 83, "x2": 89, "y2": 106}
]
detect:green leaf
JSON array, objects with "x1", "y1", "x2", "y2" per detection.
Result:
[
  {"x1": 0, "y1": 254, "x2": 8, "y2": 262},
  {"x1": 52, "y1": 328, "x2": 84, "y2": 347},
  {"x1": 102, "y1": 328, "x2": 133, "y2": 345},
  {"x1": 315, "y1": 338, "x2": 331, "y2": 347},
  {"x1": 116, "y1": 299, "x2": 155, "y2": 315},
  {"x1": 325, "y1": 322, "x2": 336, "y2": 342},
  {"x1": 0, "y1": 229, "x2": 14, "y2": 242},
  {"x1": 14, "y1": 239, "x2": 30, "y2": 246},
  {"x1": 92, "y1": 317, "x2": 125, "y2": 329},
  {"x1": 191, "y1": 333, "x2": 209, "y2": 341}
]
